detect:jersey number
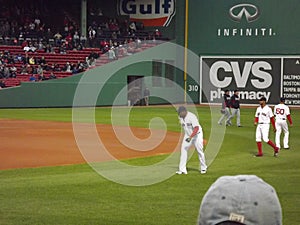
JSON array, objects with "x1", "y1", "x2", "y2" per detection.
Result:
[{"x1": 276, "y1": 108, "x2": 285, "y2": 115}]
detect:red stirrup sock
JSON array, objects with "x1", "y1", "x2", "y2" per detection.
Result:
[
  {"x1": 257, "y1": 142, "x2": 263, "y2": 155},
  {"x1": 267, "y1": 140, "x2": 277, "y2": 149}
]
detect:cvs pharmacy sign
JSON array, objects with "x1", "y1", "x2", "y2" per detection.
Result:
[
  {"x1": 200, "y1": 57, "x2": 281, "y2": 104},
  {"x1": 118, "y1": 0, "x2": 176, "y2": 27}
]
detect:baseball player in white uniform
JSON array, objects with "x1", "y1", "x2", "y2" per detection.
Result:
[
  {"x1": 254, "y1": 97, "x2": 279, "y2": 157},
  {"x1": 274, "y1": 97, "x2": 293, "y2": 149},
  {"x1": 176, "y1": 106, "x2": 207, "y2": 174}
]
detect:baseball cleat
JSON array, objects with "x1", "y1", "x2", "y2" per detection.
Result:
[
  {"x1": 200, "y1": 170, "x2": 207, "y2": 174},
  {"x1": 176, "y1": 171, "x2": 187, "y2": 175},
  {"x1": 274, "y1": 152, "x2": 279, "y2": 157},
  {"x1": 284, "y1": 147, "x2": 290, "y2": 150},
  {"x1": 254, "y1": 154, "x2": 263, "y2": 157}
]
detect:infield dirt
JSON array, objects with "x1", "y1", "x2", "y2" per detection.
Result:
[{"x1": 0, "y1": 119, "x2": 181, "y2": 170}]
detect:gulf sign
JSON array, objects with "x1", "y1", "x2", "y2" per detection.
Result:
[{"x1": 118, "y1": 0, "x2": 176, "y2": 27}]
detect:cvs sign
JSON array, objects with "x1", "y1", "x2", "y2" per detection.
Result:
[
  {"x1": 209, "y1": 61, "x2": 272, "y2": 89},
  {"x1": 118, "y1": 0, "x2": 176, "y2": 27},
  {"x1": 200, "y1": 57, "x2": 281, "y2": 104}
]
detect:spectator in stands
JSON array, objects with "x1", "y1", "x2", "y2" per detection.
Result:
[
  {"x1": 127, "y1": 39, "x2": 137, "y2": 54},
  {"x1": 44, "y1": 44, "x2": 51, "y2": 53},
  {"x1": 29, "y1": 56, "x2": 35, "y2": 65},
  {"x1": 54, "y1": 31, "x2": 63, "y2": 46},
  {"x1": 88, "y1": 26, "x2": 96, "y2": 47},
  {"x1": 29, "y1": 21, "x2": 36, "y2": 31},
  {"x1": 37, "y1": 65, "x2": 43, "y2": 75},
  {"x1": 59, "y1": 42, "x2": 67, "y2": 54},
  {"x1": 20, "y1": 65, "x2": 27, "y2": 74},
  {"x1": 37, "y1": 41, "x2": 44, "y2": 50},
  {"x1": 34, "y1": 17, "x2": 41, "y2": 27},
  {"x1": 23, "y1": 42, "x2": 36, "y2": 52},
  {"x1": 87, "y1": 56, "x2": 96, "y2": 67},
  {"x1": 111, "y1": 31, "x2": 118, "y2": 40},
  {"x1": 7, "y1": 54, "x2": 14, "y2": 64},
  {"x1": 23, "y1": 54, "x2": 30, "y2": 64},
  {"x1": 38, "y1": 56, "x2": 47, "y2": 66},
  {"x1": 38, "y1": 72, "x2": 46, "y2": 81},
  {"x1": 53, "y1": 63, "x2": 60, "y2": 72},
  {"x1": 96, "y1": 26, "x2": 103, "y2": 37},
  {"x1": 15, "y1": 53, "x2": 24, "y2": 63},
  {"x1": 74, "y1": 42, "x2": 83, "y2": 51},
  {"x1": 45, "y1": 28, "x2": 53, "y2": 41},
  {"x1": 129, "y1": 22, "x2": 137, "y2": 34},
  {"x1": 10, "y1": 64, "x2": 17, "y2": 78},
  {"x1": 64, "y1": 62, "x2": 72, "y2": 72},
  {"x1": 100, "y1": 39, "x2": 109, "y2": 52},
  {"x1": 29, "y1": 74, "x2": 36, "y2": 82},
  {"x1": 108, "y1": 47, "x2": 117, "y2": 60},
  {"x1": 65, "y1": 33, "x2": 73, "y2": 49},
  {"x1": 89, "y1": 51, "x2": 99, "y2": 60},
  {"x1": 80, "y1": 34, "x2": 87, "y2": 47},
  {"x1": 49, "y1": 72, "x2": 56, "y2": 79},
  {"x1": 153, "y1": 29, "x2": 162, "y2": 38},
  {"x1": 73, "y1": 31, "x2": 80, "y2": 46},
  {"x1": 136, "y1": 37, "x2": 142, "y2": 48},
  {"x1": 0, "y1": 66, "x2": 4, "y2": 78},
  {"x1": 0, "y1": 79, "x2": 6, "y2": 89},
  {"x1": 3, "y1": 65, "x2": 10, "y2": 78}
]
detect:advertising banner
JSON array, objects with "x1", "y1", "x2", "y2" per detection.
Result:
[
  {"x1": 118, "y1": 0, "x2": 176, "y2": 27},
  {"x1": 201, "y1": 56, "x2": 300, "y2": 105},
  {"x1": 282, "y1": 58, "x2": 300, "y2": 105}
]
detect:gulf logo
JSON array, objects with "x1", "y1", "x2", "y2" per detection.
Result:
[{"x1": 118, "y1": 0, "x2": 176, "y2": 27}]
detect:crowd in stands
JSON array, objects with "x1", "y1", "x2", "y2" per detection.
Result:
[{"x1": 0, "y1": 1, "x2": 166, "y2": 89}]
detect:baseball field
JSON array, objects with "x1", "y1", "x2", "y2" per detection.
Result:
[{"x1": 0, "y1": 106, "x2": 299, "y2": 225}]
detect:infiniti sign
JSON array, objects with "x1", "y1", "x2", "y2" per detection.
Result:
[
  {"x1": 217, "y1": 3, "x2": 275, "y2": 37},
  {"x1": 229, "y1": 4, "x2": 260, "y2": 22}
]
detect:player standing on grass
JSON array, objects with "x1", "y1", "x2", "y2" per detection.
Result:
[
  {"x1": 274, "y1": 97, "x2": 293, "y2": 149},
  {"x1": 176, "y1": 106, "x2": 207, "y2": 175},
  {"x1": 254, "y1": 97, "x2": 279, "y2": 157},
  {"x1": 218, "y1": 90, "x2": 231, "y2": 125},
  {"x1": 226, "y1": 90, "x2": 241, "y2": 127}
]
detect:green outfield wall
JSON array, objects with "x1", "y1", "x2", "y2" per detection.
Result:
[
  {"x1": 182, "y1": 0, "x2": 300, "y2": 105},
  {"x1": 0, "y1": 43, "x2": 184, "y2": 108},
  {"x1": 1, "y1": 0, "x2": 299, "y2": 107}
]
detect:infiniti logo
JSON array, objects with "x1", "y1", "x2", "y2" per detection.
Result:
[{"x1": 229, "y1": 4, "x2": 260, "y2": 22}]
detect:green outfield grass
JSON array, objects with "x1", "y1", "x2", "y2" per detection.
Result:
[{"x1": 0, "y1": 106, "x2": 299, "y2": 225}]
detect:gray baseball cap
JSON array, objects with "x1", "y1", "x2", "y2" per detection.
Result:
[{"x1": 198, "y1": 175, "x2": 282, "y2": 225}]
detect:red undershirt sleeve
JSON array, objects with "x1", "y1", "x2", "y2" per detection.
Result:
[
  {"x1": 254, "y1": 117, "x2": 258, "y2": 123},
  {"x1": 190, "y1": 126, "x2": 199, "y2": 138},
  {"x1": 270, "y1": 117, "x2": 276, "y2": 129},
  {"x1": 287, "y1": 114, "x2": 293, "y2": 125}
]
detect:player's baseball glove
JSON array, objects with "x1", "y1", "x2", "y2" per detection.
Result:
[
  {"x1": 220, "y1": 109, "x2": 225, "y2": 114},
  {"x1": 185, "y1": 137, "x2": 192, "y2": 143}
]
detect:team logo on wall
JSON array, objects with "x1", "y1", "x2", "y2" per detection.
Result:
[
  {"x1": 118, "y1": 0, "x2": 176, "y2": 27},
  {"x1": 229, "y1": 4, "x2": 260, "y2": 23}
]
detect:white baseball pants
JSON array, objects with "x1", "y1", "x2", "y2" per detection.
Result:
[
  {"x1": 178, "y1": 133, "x2": 207, "y2": 173},
  {"x1": 275, "y1": 120, "x2": 289, "y2": 148},
  {"x1": 256, "y1": 124, "x2": 270, "y2": 142}
]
